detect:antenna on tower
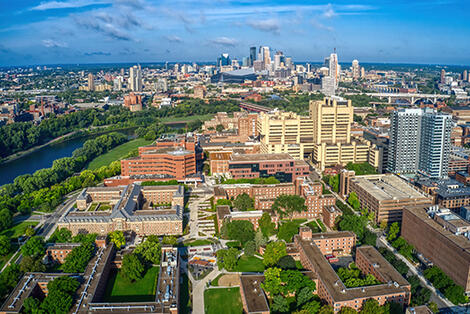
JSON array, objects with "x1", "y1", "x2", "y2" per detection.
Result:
[{"x1": 334, "y1": 47, "x2": 336, "y2": 53}]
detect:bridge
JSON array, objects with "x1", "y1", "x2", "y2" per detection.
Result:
[
  {"x1": 344, "y1": 92, "x2": 451, "y2": 105},
  {"x1": 239, "y1": 102, "x2": 272, "y2": 113}
]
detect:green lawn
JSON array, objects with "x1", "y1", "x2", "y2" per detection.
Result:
[
  {"x1": 1, "y1": 221, "x2": 39, "y2": 239},
  {"x1": 160, "y1": 114, "x2": 214, "y2": 123},
  {"x1": 103, "y1": 266, "x2": 159, "y2": 302},
  {"x1": 234, "y1": 255, "x2": 265, "y2": 273},
  {"x1": 204, "y1": 288, "x2": 242, "y2": 314},
  {"x1": 184, "y1": 239, "x2": 214, "y2": 247},
  {"x1": 86, "y1": 138, "x2": 153, "y2": 170}
]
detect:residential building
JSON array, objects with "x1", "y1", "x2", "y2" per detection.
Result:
[
  {"x1": 193, "y1": 85, "x2": 206, "y2": 99},
  {"x1": 88, "y1": 73, "x2": 95, "y2": 91},
  {"x1": 387, "y1": 108, "x2": 452, "y2": 178},
  {"x1": 295, "y1": 229, "x2": 410, "y2": 312},
  {"x1": 123, "y1": 92, "x2": 142, "y2": 112},
  {"x1": 402, "y1": 205, "x2": 470, "y2": 293},
  {"x1": 129, "y1": 65, "x2": 142, "y2": 92}
]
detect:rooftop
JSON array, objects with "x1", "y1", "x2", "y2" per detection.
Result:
[
  {"x1": 239, "y1": 275, "x2": 270, "y2": 313},
  {"x1": 351, "y1": 174, "x2": 428, "y2": 201},
  {"x1": 230, "y1": 153, "x2": 293, "y2": 162}
]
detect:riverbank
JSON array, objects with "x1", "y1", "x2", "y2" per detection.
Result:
[
  {"x1": 160, "y1": 113, "x2": 214, "y2": 123},
  {"x1": 0, "y1": 125, "x2": 137, "y2": 165},
  {"x1": 86, "y1": 138, "x2": 153, "y2": 170}
]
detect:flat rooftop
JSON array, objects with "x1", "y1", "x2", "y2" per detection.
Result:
[
  {"x1": 230, "y1": 153, "x2": 293, "y2": 162},
  {"x1": 311, "y1": 231, "x2": 355, "y2": 240},
  {"x1": 296, "y1": 236, "x2": 410, "y2": 303},
  {"x1": 351, "y1": 174, "x2": 427, "y2": 201},
  {"x1": 239, "y1": 275, "x2": 270, "y2": 313}
]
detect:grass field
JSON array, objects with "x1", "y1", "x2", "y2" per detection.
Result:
[
  {"x1": 86, "y1": 138, "x2": 153, "y2": 170},
  {"x1": 160, "y1": 114, "x2": 214, "y2": 123},
  {"x1": 1, "y1": 221, "x2": 39, "y2": 239},
  {"x1": 183, "y1": 239, "x2": 215, "y2": 247},
  {"x1": 204, "y1": 288, "x2": 242, "y2": 314},
  {"x1": 103, "y1": 266, "x2": 159, "y2": 302},
  {"x1": 234, "y1": 255, "x2": 265, "y2": 273}
]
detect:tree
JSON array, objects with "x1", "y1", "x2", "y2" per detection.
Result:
[
  {"x1": 328, "y1": 175, "x2": 339, "y2": 192},
  {"x1": 221, "y1": 220, "x2": 255, "y2": 245},
  {"x1": 21, "y1": 236, "x2": 45, "y2": 257},
  {"x1": 48, "y1": 276, "x2": 80, "y2": 294},
  {"x1": 20, "y1": 256, "x2": 46, "y2": 273},
  {"x1": 49, "y1": 228, "x2": 72, "y2": 243},
  {"x1": 0, "y1": 208, "x2": 12, "y2": 232},
  {"x1": 216, "y1": 248, "x2": 239, "y2": 271},
  {"x1": 280, "y1": 270, "x2": 315, "y2": 295},
  {"x1": 0, "y1": 264, "x2": 21, "y2": 292},
  {"x1": 0, "y1": 235, "x2": 11, "y2": 256},
  {"x1": 387, "y1": 222, "x2": 400, "y2": 242},
  {"x1": 318, "y1": 304, "x2": 334, "y2": 314},
  {"x1": 262, "y1": 267, "x2": 282, "y2": 295},
  {"x1": 144, "y1": 129, "x2": 157, "y2": 141},
  {"x1": 444, "y1": 284, "x2": 469, "y2": 305},
  {"x1": 233, "y1": 193, "x2": 254, "y2": 211},
  {"x1": 296, "y1": 286, "x2": 314, "y2": 307},
  {"x1": 108, "y1": 230, "x2": 125, "y2": 249},
  {"x1": 216, "y1": 199, "x2": 232, "y2": 207},
  {"x1": 161, "y1": 236, "x2": 177, "y2": 246},
  {"x1": 61, "y1": 242, "x2": 94, "y2": 273},
  {"x1": 23, "y1": 297, "x2": 41, "y2": 314},
  {"x1": 216, "y1": 124, "x2": 224, "y2": 132},
  {"x1": 362, "y1": 230, "x2": 377, "y2": 246},
  {"x1": 254, "y1": 229, "x2": 267, "y2": 249},
  {"x1": 25, "y1": 226, "x2": 36, "y2": 237},
  {"x1": 272, "y1": 195, "x2": 307, "y2": 219},
  {"x1": 121, "y1": 253, "x2": 145, "y2": 282},
  {"x1": 258, "y1": 212, "x2": 276, "y2": 237},
  {"x1": 135, "y1": 238, "x2": 162, "y2": 264},
  {"x1": 277, "y1": 221, "x2": 300, "y2": 242},
  {"x1": 303, "y1": 300, "x2": 321, "y2": 313},
  {"x1": 428, "y1": 302, "x2": 439, "y2": 313},
  {"x1": 338, "y1": 215, "x2": 367, "y2": 240},
  {"x1": 339, "y1": 307, "x2": 357, "y2": 314},
  {"x1": 40, "y1": 290, "x2": 73, "y2": 314},
  {"x1": 277, "y1": 255, "x2": 296, "y2": 270},
  {"x1": 263, "y1": 241, "x2": 287, "y2": 267},
  {"x1": 244, "y1": 241, "x2": 256, "y2": 257},
  {"x1": 360, "y1": 299, "x2": 381, "y2": 314},
  {"x1": 347, "y1": 192, "x2": 360, "y2": 210},
  {"x1": 271, "y1": 294, "x2": 289, "y2": 313}
]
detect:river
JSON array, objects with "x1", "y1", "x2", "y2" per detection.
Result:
[{"x1": 0, "y1": 129, "x2": 135, "y2": 186}]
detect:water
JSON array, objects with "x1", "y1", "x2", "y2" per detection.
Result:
[{"x1": 0, "y1": 129, "x2": 135, "y2": 186}]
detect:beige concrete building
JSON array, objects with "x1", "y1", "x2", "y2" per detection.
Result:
[
  {"x1": 257, "y1": 110, "x2": 314, "y2": 159},
  {"x1": 310, "y1": 97, "x2": 379, "y2": 170}
]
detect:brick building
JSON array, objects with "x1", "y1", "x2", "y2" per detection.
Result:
[
  {"x1": 341, "y1": 173, "x2": 432, "y2": 224},
  {"x1": 401, "y1": 205, "x2": 470, "y2": 292},
  {"x1": 58, "y1": 184, "x2": 184, "y2": 236},
  {"x1": 123, "y1": 92, "x2": 143, "y2": 112},
  {"x1": 105, "y1": 134, "x2": 202, "y2": 186},
  {"x1": 295, "y1": 230, "x2": 411, "y2": 312},
  {"x1": 46, "y1": 243, "x2": 81, "y2": 264},
  {"x1": 228, "y1": 153, "x2": 310, "y2": 183}
]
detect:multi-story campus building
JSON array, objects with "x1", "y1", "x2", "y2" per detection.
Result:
[
  {"x1": 341, "y1": 173, "x2": 432, "y2": 223},
  {"x1": 215, "y1": 177, "x2": 338, "y2": 230},
  {"x1": 295, "y1": 229, "x2": 411, "y2": 312},
  {"x1": 310, "y1": 97, "x2": 379, "y2": 170},
  {"x1": 58, "y1": 184, "x2": 184, "y2": 236},
  {"x1": 105, "y1": 134, "x2": 202, "y2": 186},
  {"x1": 257, "y1": 110, "x2": 314, "y2": 159},
  {"x1": 401, "y1": 205, "x2": 470, "y2": 293},
  {"x1": 387, "y1": 108, "x2": 452, "y2": 178},
  {"x1": 228, "y1": 153, "x2": 310, "y2": 182}
]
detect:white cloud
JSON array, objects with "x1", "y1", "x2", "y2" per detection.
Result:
[
  {"x1": 247, "y1": 18, "x2": 280, "y2": 34},
  {"x1": 31, "y1": 0, "x2": 110, "y2": 11},
  {"x1": 42, "y1": 39, "x2": 68, "y2": 48},
  {"x1": 209, "y1": 36, "x2": 238, "y2": 47}
]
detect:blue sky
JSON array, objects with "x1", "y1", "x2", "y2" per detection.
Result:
[{"x1": 0, "y1": 0, "x2": 469, "y2": 66}]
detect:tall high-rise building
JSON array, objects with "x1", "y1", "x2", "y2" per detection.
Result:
[
  {"x1": 360, "y1": 67, "x2": 365, "y2": 78},
  {"x1": 274, "y1": 51, "x2": 283, "y2": 70},
  {"x1": 242, "y1": 57, "x2": 249, "y2": 67},
  {"x1": 310, "y1": 97, "x2": 379, "y2": 170},
  {"x1": 260, "y1": 46, "x2": 271, "y2": 67},
  {"x1": 249, "y1": 47, "x2": 257, "y2": 67},
  {"x1": 285, "y1": 57, "x2": 293, "y2": 70},
  {"x1": 387, "y1": 109, "x2": 423, "y2": 174},
  {"x1": 329, "y1": 51, "x2": 339, "y2": 86},
  {"x1": 440, "y1": 69, "x2": 446, "y2": 84},
  {"x1": 352, "y1": 60, "x2": 360, "y2": 80},
  {"x1": 387, "y1": 108, "x2": 452, "y2": 178},
  {"x1": 129, "y1": 65, "x2": 142, "y2": 92},
  {"x1": 306, "y1": 63, "x2": 312, "y2": 73},
  {"x1": 419, "y1": 110, "x2": 452, "y2": 178},
  {"x1": 87, "y1": 73, "x2": 95, "y2": 91},
  {"x1": 217, "y1": 53, "x2": 231, "y2": 67},
  {"x1": 321, "y1": 76, "x2": 336, "y2": 96},
  {"x1": 463, "y1": 70, "x2": 468, "y2": 82}
]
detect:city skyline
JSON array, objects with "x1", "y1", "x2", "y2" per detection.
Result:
[{"x1": 1, "y1": 0, "x2": 470, "y2": 66}]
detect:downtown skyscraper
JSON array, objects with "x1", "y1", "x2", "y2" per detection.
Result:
[
  {"x1": 129, "y1": 65, "x2": 142, "y2": 92},
  {"x1": 387, "y1": 108, "x2": 452, "y2": 178}
]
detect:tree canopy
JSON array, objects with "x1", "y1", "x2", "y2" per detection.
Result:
[
  {"x1": 108, "y1": 230, "x2": 125, "y2": 249},
  {"x1": 263, "y1": 241, "x2": 287, "y2": 267},
  {"x1": 272, "y1": 195, "x2": 307, "y2": 219},
  {"x1": 233, "y1": 193, "x2": 254, "y2": 211},
  {"x1": 221, "y1": 220, "x2": 255, "y2": 245},
  {"x1": 121, "y1": 253, "x2": 145, "y2": 282}
]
